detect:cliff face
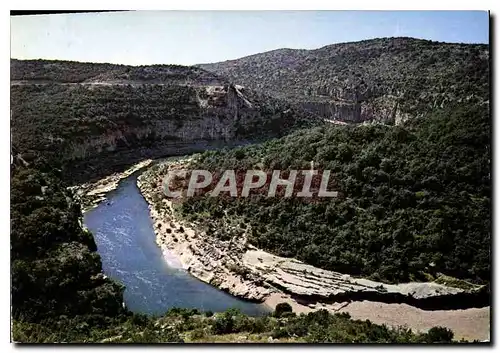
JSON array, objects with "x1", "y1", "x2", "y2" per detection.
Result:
[
  {"x1": 11, "y1": 60, "x2": 314, "y2": 183},
  {"x1": 46, "y1": 84, "x2": 263, "y2": 161},
  {"x1": 198, "y1": 37, "x2": 489, "y2": 124},
  {"x1": 300, "y1": 95, "x2": 411, "y2": 125}
]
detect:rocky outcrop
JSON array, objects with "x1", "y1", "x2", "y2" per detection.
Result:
[
  {"x1": 243, "y1": 250, "x2": 489, "y2": 310},
  {"x1": 296, "y1": 91, "x2": 414, "y2": 125}
]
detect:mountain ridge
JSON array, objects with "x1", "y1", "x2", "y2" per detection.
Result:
[
  {"x1": 198, "y1": 37, "x2": 489, "y2": 124},
  {"x1": 197, "y1": 37, "x2": 487, "y2": 64}
]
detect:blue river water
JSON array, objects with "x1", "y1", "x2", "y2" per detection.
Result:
[{"x1": 83, "y1": 173, "x2": 268, "y2": 316}]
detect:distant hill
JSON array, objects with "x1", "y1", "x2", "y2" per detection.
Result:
[
  {"x1": 198, "y1": 37, "x2": 489, "y2": 124},
  {"x1": 11, "y1": 59, "x2": 224, "y2": 85}
]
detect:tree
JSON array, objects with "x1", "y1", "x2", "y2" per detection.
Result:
[
  {"x1": 274, "y1": 302, "x2": 293, "y2": 317},
  {"x1": 424, "y1": 327, "x2": 454, "y2": 343}
]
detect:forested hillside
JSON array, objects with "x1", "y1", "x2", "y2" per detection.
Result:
[
  {"x1": 180, "y1": 102, "x2": 490, "y2": 284},
  {"x1": 199, "y1": 37, "x2": 489, "y2": 123},
  {"x1": 11, "y1": 166, "x2": 124, "y2": 321},
  {"x1": 11, "y1": 59, "x2": 318, "y2": 184}
]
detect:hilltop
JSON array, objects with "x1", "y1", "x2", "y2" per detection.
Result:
[{"x1": 11, "y1": 58, "x2": 223, "y2": 85}]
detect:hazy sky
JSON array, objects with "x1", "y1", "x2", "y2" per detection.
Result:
[{"x1": 11, "y1": 11, "x2": 489, "y2": 66}]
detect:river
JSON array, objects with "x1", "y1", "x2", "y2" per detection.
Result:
[{"x1": 83, "y1": 172, "x2": 268, "y2": 316}]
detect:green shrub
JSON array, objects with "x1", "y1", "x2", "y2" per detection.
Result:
[{"x1": 212, "y1": 312, "x2": 234, "y2": 335}]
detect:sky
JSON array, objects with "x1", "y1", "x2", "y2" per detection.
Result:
[{"x1": 10, "y1": 11, "x2": 489, "y2": 66}]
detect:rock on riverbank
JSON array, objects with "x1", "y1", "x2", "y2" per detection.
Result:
[{"x1": 70, "y1": 159, "x2": 153, "y2": 212}]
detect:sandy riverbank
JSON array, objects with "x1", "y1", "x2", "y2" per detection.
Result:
[{"x1": 262, "y1": 293, "x2": 489, "y2": 341}]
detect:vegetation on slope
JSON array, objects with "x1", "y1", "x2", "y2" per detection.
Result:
[
  {"x1": 11, "y1": 165, "x2": 125, "y2": 322},
  {"x1": 179, "y1": 103, "x2": 490, "y2": 284},
  {"x1": 13, "y1": 297, "x2": 459, "y2": 343},
  {"x1": 199, "y1": 37, "x2": 489, "y2": 118},
  {"x1": 11, "y1": 84, "x2": 199, "y2": 150},
  {"x1": 11, "y1": 59, "x2": 320, "y2": 184}
]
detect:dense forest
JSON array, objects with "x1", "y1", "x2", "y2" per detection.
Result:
[{"x1": 180, "y1": 102, "x2": 490, "y2": 284}]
